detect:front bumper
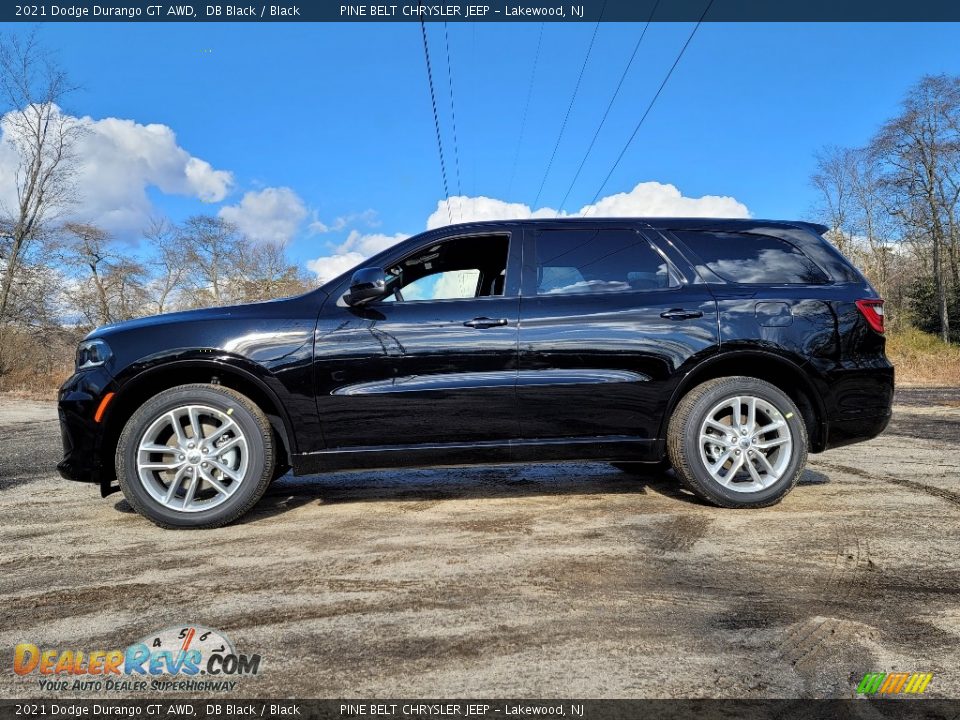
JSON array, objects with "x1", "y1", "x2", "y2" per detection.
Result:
[{"x1": 57, "y1": 367, "x2": 116, "y2": 487}]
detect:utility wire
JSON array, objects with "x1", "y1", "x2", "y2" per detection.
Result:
[
  {"x1": 443, "y1": 22, "x2": 463, "y2": 221},
  {"x1": 555, "y1": 0, "x2": 661, "y2": 216},
  {"x1": 420, "y1": 19, "x2": 452, "y2": 225},
  {"x1": 584, "y1": 0, "x2": 713, "y2": 216},
  {"x1": 506, "y1": 22, "x2": 545, "y2": 198},
  {"x1": 532, "y1": 2, "x2": 607, "y2": 208}
]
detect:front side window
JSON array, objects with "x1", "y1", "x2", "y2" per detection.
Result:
[
  {"x1": 672, "y1": 231, "x2": 829, "y2": 284},
  {"x1": 383, "y1": 234, "x2": 509, "y2": 302},
  {"x1": 536, "y1": 228, "x2": 678, "y2": 296}
]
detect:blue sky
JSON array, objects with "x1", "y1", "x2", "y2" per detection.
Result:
[{"x1": 5, "y1": 21, "x2": 960, "y2": 275}]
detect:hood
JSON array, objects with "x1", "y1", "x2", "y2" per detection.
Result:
[{"x1": 84, "y1": 294, "x2": 322, "y2": 341}]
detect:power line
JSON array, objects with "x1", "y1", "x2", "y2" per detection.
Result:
[
  {"x1": 555, "y1": 0, "x2": 661, "y2": 216},
  {"x1": 420, "y1": 19, "x2": 452, "y2": 225},
  {"x1": 443, "y1": 22, "x2": 463, "y2": 221},
  {"x1": 532, "y1": 2, "x2": 607, "y2": 208},
  {"x1": 584, "y1": 0, "x2": 713, "y2": 216},
  {"x1": 506, "y1": 22, "x2": 545, "y2": 199}
]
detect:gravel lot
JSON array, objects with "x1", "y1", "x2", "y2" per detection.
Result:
[{"x1": 1, "y1": 388, "x2": 959, "y2": 699}]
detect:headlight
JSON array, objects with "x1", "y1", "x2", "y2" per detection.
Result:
[{"x1": 76, "y1": 339, "x2": 112, "y2": 370}]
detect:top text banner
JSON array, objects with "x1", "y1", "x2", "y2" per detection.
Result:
[{"x1": 4, "y1": 0, "x2": 960, "y2": 22}]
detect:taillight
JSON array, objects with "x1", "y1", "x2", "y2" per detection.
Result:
[{"x1": 856, "y1": 299, "x2": 885, "y2": 334}]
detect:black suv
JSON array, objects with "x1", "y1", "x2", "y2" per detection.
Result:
[{"x1": 58, "y1": 218, "x2": 893, "y2": 528}]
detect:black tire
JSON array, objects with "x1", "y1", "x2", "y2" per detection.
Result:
[
  {"x1": 116, "y1": 384, "x2": 275, "y2": 529},
  {"x1": 611, "y1": 459, "x2": 671, "y2": 476},
  {"x1": 667, "y1": 376, "x2": 807, "y2": 508}
]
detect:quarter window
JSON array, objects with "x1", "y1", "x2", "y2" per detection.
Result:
[
  {"x1": 673, "y1": 231, "x2": 829, "y2": 284},
  {"x1": 535, "y1": 229, "x2": 678, "y2": 296}
]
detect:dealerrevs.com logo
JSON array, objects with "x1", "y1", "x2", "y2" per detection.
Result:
[{"x1": 14, "y1": 625, "x2": 261, "y2": 693}]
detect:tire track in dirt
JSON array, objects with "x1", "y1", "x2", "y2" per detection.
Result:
[{"x1": 813, "y1": 461, "x2": 960, "y2": 508}]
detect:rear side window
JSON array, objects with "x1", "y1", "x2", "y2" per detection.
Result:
[
  {"x1": 536, "y1": 229, "x2": 678, "y2": 295},
  {"x1": 673, "y1": 231, "x2": 829, "y2": 284}
]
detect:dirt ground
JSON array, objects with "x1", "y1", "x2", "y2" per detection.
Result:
[{"x1": 1, "y1": 389, "x2": 959, "y2": 699}]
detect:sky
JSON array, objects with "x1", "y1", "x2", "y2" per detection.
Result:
[{"x1": 2, "y1": 21, "x2": 959, "y2": 280}]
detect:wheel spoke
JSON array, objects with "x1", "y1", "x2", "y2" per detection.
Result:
[
  {"x1": 181, "y1": 472, "x2": 199, "y2": 508},
  {"x1": 729, "y1": 397, "x2": 742, "y2": 431},
  {"x1": 168, "y1": 411, "x2": 188, "y2": 445},
  {"x1": 754, "y1": 451, "x2": 778, "y2": 478},
  {"x1": 209, "y1": 458, "x2": 242, "y2": 481},
  {"x1": 755, "y1": 419, "x2": 786, "y2": 436},
  {"x1": 188, "y1": 407, "x2": 203, "y2": 442},
  {"x1": 204, "y1": 418, "x2": 236, "y2": 445},
  {"x1": 708, "y1": 449, "x2": 734, "y2": 479},
  {"x1": 140, "y1": 443, "x2": 177, "y2": 454},
  {"x1": 199, "y1": 466, "x2": 230, "y2": 496},
  {"x1": 746, "y1": 396, "x2": 757, "y2": 435},
  {"x1": 755, "y1": 436, "x2": 789, "y2": 450},
  {"x1": 745, "y1": 455, "x2": 764, "y2": 485},
  {"x1": 164, "y1": 466, "x2": 188, "y2": 503},
  {"x1": 140, "y1": 461, "x2": 184, "y2": 471},
  {"x1": 214, "y1": 436, "x2": 244, "y2": 455},
  {"x1": 725, "y1": 453, "x2": 745, "y2": 481},
  {"x1": 700, "y1": 431, "x2": 730, "y2": 448},
  {"x1": 704, "y1": 418, "x2": 732, "y2": 435}
]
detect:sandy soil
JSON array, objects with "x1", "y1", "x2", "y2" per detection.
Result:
[{"x1": 1, "y1": 389, "x2": 959, "y2": 699}]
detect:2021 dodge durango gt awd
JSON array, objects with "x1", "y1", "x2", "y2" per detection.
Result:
[{"x1": 57, "y1": 218, "x2": 894, "y2": 528}]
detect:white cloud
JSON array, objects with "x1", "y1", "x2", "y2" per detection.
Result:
[
  {"x1": 306, "y1": 251, "x2": 368, "y2": 285},
  {"x1": 306, "y1": 181, "x2": 750, "y2": 285},
  {"x1": 218, "y1": 186, "x2": 307, "y2": 244},
  {"x1": 426, "y1": 182, "x2": 749, "y2": 229},
  {"x1": 336, "y1": 229, "x2": 409, "y2": 256},
  {"x1": 0, "y1": 105, "x2": 233, "y2": 238},
  {"x1": 309, "y1": 209, "x2": 379, "y2": 234},
  {"x1": 306, "y1": 230, "x2": 409, "y2": 285}
]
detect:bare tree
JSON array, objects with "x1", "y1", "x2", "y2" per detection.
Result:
[
  {"x1": 59, "y1": 222, "x2": 147, "y2": 327},
  {"x1": 142, "y1": 217, "x2": 187, "y2": 314},
  {"x1": 234, "y1": 239, "x2": 312, "y2": 302},
  {"x1": 871, "y1": 74, "x2": 960, "y2": 342},
  {"x1": 178, "y1": 215, "x2": 245, "y2": 306},
  {"x1": 0, "y1": 30, "x2": 81, "y2": 348}
]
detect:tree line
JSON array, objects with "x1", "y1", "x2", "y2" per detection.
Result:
[
  {"x1": 0, "y1": 31, "x2": 312, "y2": 389},
  {"x1": 811, "y1": 74, "x2": 960, "y2": 343}
]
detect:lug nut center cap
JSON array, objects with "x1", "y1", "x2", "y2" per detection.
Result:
[{"x1": 187, "y1": 452, "x2": 201, "y2": 464}]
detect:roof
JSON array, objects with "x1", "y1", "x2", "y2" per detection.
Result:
[{"x1": 426, "y1": 217, "x2": 830, "y2": 236}]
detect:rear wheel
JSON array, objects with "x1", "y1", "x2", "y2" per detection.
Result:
[
  {"x1": 667, "y1": 376, "x2": 807, "y2": 508},
  {"x1": 116, "y1": 384, "x2": 275, "y2": 529}
]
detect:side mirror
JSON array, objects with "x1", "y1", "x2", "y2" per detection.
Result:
[{"x1": 345, "y1": 267, "x2": 387, "y2": 306}]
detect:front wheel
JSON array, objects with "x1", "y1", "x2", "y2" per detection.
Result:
[
  {"x1": 667, "y1": 377, "x2": 807, "y2": 508},
  {"x1": 116, "y1": 384, "x2": 275, "y2": 529}
]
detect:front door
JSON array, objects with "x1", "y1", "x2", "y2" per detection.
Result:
[{"x1": 314, "y1": 229, "x2": 522, "y2": 450}]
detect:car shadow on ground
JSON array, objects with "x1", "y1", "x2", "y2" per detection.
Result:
[{"x1": 113, "y1": 465, "x2": 832, "y2": 524}]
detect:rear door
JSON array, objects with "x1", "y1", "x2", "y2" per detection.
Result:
[{"x1": 517, "y1": 224, "x2": 719, "y2": 447}]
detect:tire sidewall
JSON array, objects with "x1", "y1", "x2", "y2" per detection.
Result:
[
  {"x1": 680, "y1": 379, "x2": 807, "y2": 506},
  {"x1": 117, "y1": 386, "x2": 271, "y2": 528}
]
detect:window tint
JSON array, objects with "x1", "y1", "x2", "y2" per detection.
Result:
[
  {"x1": 673, "y1": 231, "x2": 828, "y2": 284},
  {"x1": 536, "y1": 229, "x2": 678, "y2": 295},
  {"x1": 397, "y1": 269, "x2": 481, "y2": 301}
]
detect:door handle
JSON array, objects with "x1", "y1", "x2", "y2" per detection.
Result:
[
  {"x1": 464, "y1": 317, "x2": 508, "y2": 329},
  {"x1": 660, "y1": 308, "x2": 704, "y2": 321}
]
